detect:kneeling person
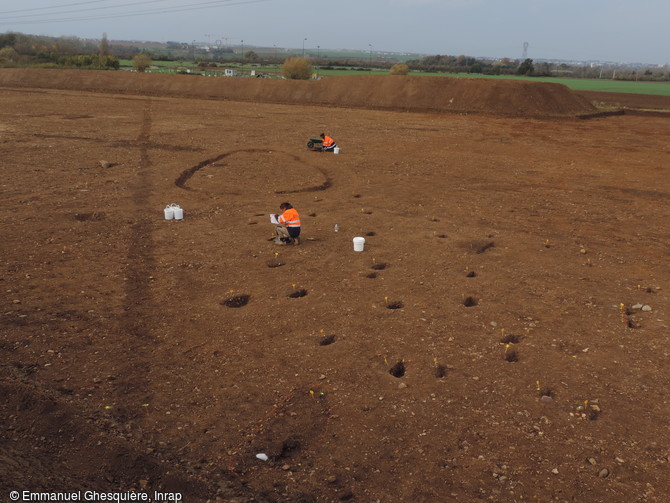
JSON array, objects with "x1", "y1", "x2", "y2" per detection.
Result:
[
  {"x1": 273, "y1": 202, "x2": 301, "y2": 245},
  {"x1": 320, "y1": 133, "x2": 337, "y2": 152}
]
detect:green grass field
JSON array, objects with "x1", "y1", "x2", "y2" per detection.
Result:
[{"x1": 430, "y1": 73, "x2": 670, "y2": 96}]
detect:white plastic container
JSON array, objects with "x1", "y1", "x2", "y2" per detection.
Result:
[
  {"x1": 164, "y1": 205, "x2": 175, "y2": 220},
  {"x1": 333, "y1": 147, "x2": 340, "y2": 154},
  {"x1": 172, "y1": 205, "x2": 184, "y2": 220},
  {"x1": 353, "y1": 237, "x2": 365, "y2": 252}
]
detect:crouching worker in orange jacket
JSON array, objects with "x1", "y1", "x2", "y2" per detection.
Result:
[
  {"x1": 320, "y1": 133, "x2": 337, "y2": 152},
  {"x1": 272, "y1": 202, "x2": 301, "y2": 245}
]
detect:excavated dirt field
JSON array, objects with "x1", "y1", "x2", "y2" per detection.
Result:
[{"x1": 1, "y1": 71, "x2": 670, "y2": 503}]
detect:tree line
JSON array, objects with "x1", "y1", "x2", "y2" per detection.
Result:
[{"x1": 1, "y1": 32, "x2": 668, "y2": 81}]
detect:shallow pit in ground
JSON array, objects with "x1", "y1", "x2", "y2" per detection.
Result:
[
  {"x1": 288, "y1": 288, "x2": 308, "y2": 298},
  {"x1": 319, "y1": 334, "x2": 336, "y2": 346},
  {"x1": 221, "y1": 294, "x2": 250, "y2": 308},
  {"x1": 501, "y1": 333, "x2": 521, "y2": 344},
  {"x1": 389, "y1": 361, "x2": 405, "y2": 378},
  {"x1": 462, "y1": 296, "x2": 478, "y2": 307},
  {"x1": 504, "y1": 350, "x2": 519, "y2": 363}
]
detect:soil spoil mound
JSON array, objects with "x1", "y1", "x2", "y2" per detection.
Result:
[{"x1": 0, "y1": 68, "x2": 596, "y2": 118}]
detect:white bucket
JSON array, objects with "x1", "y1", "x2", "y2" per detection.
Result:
[
  {"x1": 164, "y1": 205, "x2": 174, "y2": 220},
  {"x1": 333, "y1": 147, "x2": 340, "y2": 154},
  {"x1": 353, "y1": 237, "x2": 365, "y2": 252},
  {"x1": 173, "y1": 205, "x2": 184, "y2": 220}
]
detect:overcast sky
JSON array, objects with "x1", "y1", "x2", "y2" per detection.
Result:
[{"x1": 1, "y1": 0, "x2": 668, "y2": 64}]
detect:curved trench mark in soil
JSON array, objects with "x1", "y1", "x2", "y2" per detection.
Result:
[
  {"x1": 435, "y1": 364, "x2": 447, "y2": 378},
  {"x1": 74, "y1": 212, "x2": 106, "y2": 222},
  {"x1": 32, "y1": 133, "x2": 203, "y2": 153},
  {"x1": 175, "y1": 149, "x2": 331, "y2": 194},
  {"x1": 386, "y1": 300, "x2": 403, "y2": 310},
  {"x1": 274, "y1": 171, "x2": 331, "y2": 194},
  {"x1": 475, "y1": 241, "x2": 495, "y2": 254}
]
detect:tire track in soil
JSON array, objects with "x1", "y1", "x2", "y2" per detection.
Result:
[
  {"x1": 175, "y1": 149, "x2": 332, "y2": 193},
  {"x1": 115, "y1": 99, "x2": 158, "y2": 418}
]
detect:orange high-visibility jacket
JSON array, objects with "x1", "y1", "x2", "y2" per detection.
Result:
[
  {"x1": 279, "y1": 208, "x2": 301, "y2": 227},
  {"x1": 322, "y1": 136, "x2": 334, "y2": 147}
]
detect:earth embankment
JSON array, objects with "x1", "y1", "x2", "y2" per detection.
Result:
[{"x1": 0, "y1": 68, "x2": 597, "y2": 118}]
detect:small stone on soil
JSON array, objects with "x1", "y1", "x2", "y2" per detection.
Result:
[{"x1": 598, "y1": 468, "x2": 610, "y2": 478}]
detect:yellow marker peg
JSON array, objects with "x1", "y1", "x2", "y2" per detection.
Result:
[
  {"x1": 309, "y1": 390, "x2": 315, "y2": 399},
  {"x1": 505, "y1": 344, "x2": 510, "y2": 353},
  {"x1": 536, "y1": 380, "x2": 541, "y2": 392}
]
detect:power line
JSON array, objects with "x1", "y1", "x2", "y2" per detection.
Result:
[
  {"x1": 0, "y1": 0, "x2": 120, "y2": 16},
  {"x1": 0, "y1": 0, "x2": 268, "y2": 25},
  {"x1": 1, "y1": 0, "x2": 168, "y2": 20}
]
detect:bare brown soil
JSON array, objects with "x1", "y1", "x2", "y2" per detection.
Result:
[
  {"x1": 577, "y1": 90, "x2": 670, "y2": 112},
  {"x1": 1, "y1": 70, "x2": 670, "y2": 503},
  {"x1": 0, "y1": 69, "x2": 597, "y2": 118}
]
